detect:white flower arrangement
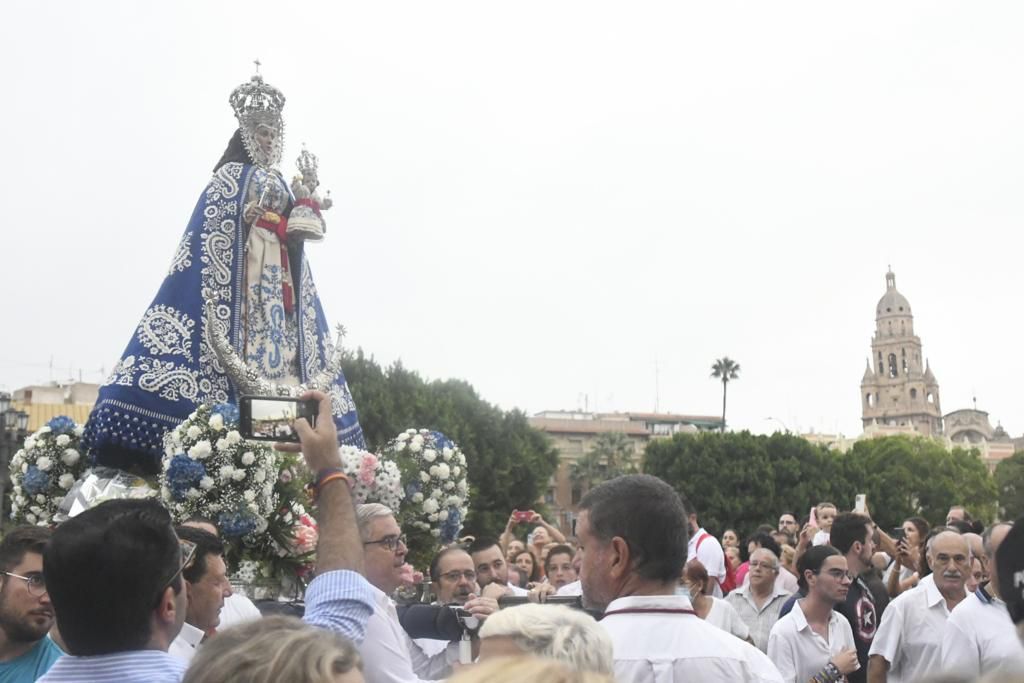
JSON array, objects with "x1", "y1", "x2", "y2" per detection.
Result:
[
  {"x1": 8, "y1": 416, "x2": 88, "y2": 526},
  {"x1": 159, "y1": 404, "x2": 277, "y2": 538},
  {"x1": 383, "y1": 429, "x2": 469, "y2": 544},
  {"x1": 338, "y1": 445, "x2": 404, "y2": 511}
]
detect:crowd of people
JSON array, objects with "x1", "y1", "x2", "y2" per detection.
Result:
[{"x1": 0, "y1": 391, "x2": 1021, "y2": 682}]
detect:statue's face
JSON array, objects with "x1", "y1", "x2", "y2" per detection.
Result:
[{"x1": 255, "y1": 125, "x2": 277, "y2": 156}]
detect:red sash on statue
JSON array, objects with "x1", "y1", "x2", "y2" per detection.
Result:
[{"x1": 255, "y1": 212, "x2": 294, "y2": 314}]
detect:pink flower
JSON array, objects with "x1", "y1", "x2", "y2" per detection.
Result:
[
  {"x1": 291, "y1": 524, "x2": 318, "y2": 554},
  {"x1": 358, "y1": 453, "x2": 379, "y2": 487}
]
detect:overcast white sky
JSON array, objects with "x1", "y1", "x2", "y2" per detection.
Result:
[{"x1": 5, "y1": 2, "x2": 1023, "y2": 438}]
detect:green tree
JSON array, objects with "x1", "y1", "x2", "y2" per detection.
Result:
[
  {"x1": 342, "y1": 349, "x2": 560, "y2": 544},
  {"x1": 710, "y1": 357, "x2": 740, "y2": 433},
  {"x1": 995, "y1": 451, "x2": 1024, "y2": 520},
  {"x1": 570, "y1": 432, "x2": 638, "y2": 494},
  {"x1": 763, "y1": 432, "x2": 854, "y2": 521},
  {"x1": 643, "y1": 431, "x2": 775, "y2": 535},
  {"x1": 840, "y1": 436, "x2": 996, "y2": 529}
]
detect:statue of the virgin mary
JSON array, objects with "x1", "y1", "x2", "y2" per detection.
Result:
[{"x1": 82, "y1": 69, "x2": 364, "y2": 470}]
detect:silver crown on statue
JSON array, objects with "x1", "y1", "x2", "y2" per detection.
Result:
[
  {"x1": 296, "y1": 146, "x2": 319, "y2": 178},
  {"x1": 229, "y1": 68, "x2": 286, "y2": 128}
]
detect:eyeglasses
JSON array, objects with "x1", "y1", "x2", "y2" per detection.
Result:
[
  {"x1": 155, "y1": 539, "x2": 198, "y2": 604},
  {"x1": 364, "y1": 534, "x2": 407, "y2": 553},
  {"x1": 2, "y1": 571, "x2": 47, "y2": 597},
  {"x1": 822, "y1": 568, "x2": 853, "y2": 581},
  {"x1": 748, "y1": 561, "x2": 778, "y2": 571},
  {"x1": 439, "y1": 570, "x2": 476, "y2": 583}
]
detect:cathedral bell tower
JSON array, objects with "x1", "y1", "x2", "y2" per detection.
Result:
[{"x1": 860, "y1": 270, "x2": 943, "y2": 436}]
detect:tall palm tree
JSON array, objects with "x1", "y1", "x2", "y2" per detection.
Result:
[{"x1": 710, "y1": 357, "x2": 740, "y2": 433}]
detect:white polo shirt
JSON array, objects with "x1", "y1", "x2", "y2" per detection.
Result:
[
  {"x1": 868, "y1": 574, "x2": 962, "y2": 683},
  {"x1": 688, "y1": 528, "x2": 727, "y2": 598},
  {"x1": 767, "y1": 599, "x2": 856, "y2": 683},
  {"x1": 600, "y1": 594, "x2": 783, "y2": 683},
  {"x1": 940, "y1": 587, "x2": 1024, "y2": 678}
]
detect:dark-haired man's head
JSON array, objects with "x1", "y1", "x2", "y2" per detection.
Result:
[
  {"x1": 430, "y1": 547, "x2": 476, "y2": 605},
  {"x1": 44, "y1": 499, "x2": 186, "y2": 655},
  {"x1": 544, "y1": 544, "x2": 577, "y2": 590},
  {"x1": 174, "y1": 526, "x2": 231, "y2": 632},
  {"x1": 468, "y1": 538, "x2": 509, "y2": 589},
  {"x1": 577, "y1": 475, "x2": 688, "y2": 610},
  {"x1": 830, "y1": 512, "x2": 875, "y2": 574},
  {"x1": 797, "y1": 544, "x2": 849, "y2": 605},
  {"x1": 0, "y1": 526, "x2": 53, "y2": 646},
  {"x1": 746, "y1": 531, "x2": 781, "y2": 560}
]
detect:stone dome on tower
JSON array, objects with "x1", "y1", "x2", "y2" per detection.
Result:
[{"x1": 876, "y1": 270, "x2": 912, "y2": 319}]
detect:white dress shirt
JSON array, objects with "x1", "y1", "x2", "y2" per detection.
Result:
[
  {"x1": 726, "y1": 585, "x2": 793, "y2": 652},
  {"x1": 600, "y1": 594, "x2": 783, "y2": 683},
  {"x1": 360, "y1": 585, "x2": 457, "y2": 683},
  {"x1": 706, "y1": 597, "x2": 750, "y2": 641},
  {"x1": 688, "y1": 528, "x2": 726, "y2": 598},
  {"x1": 167, "y1": 622, "x2": 205, "y2": 663},
  {"x1": 868, "y1": 574, "x2": 961, "y2": 683},
  {"x1": 767, "y1": 599, "x2": 856, "y2": 683},
  {"x1": 941, "y1": 587, "x2": 1024, "y2": 678}
]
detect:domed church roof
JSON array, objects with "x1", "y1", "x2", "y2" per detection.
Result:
[{"x1": 876, "y1": 269, "x2": 912, "y2": 318}]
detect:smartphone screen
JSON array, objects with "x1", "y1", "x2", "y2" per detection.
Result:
[
  {"x1": 239, "y1": 395, "x2": 317, "y2": 442},
  {"x1": 891, "y1": 527, "x2": 906, "y2": 541},
  {"x1": 854, "y1": 494, "x2": 866, "y2": 514}
]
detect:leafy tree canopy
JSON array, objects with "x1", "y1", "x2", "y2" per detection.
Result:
[
  {"x1": 342, "y1": 349, "x2": 559, "y2": 544},
  {"x1": 643, "y1": 432, "x2": 998, "y2": 537},
  {"x1": 995, "y1": 451, "x2": 1024, "y2": 520}
]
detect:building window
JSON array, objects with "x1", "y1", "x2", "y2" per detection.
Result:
[
  {"x1": 866, "y1": 393, "x2": 874, "y2": 407},
  {"x1": 888, "y1": 354, "x2": 898, "y2": 378},
  {"x1": 910, "y1": 388, "x2": 917, "y2": 399}
]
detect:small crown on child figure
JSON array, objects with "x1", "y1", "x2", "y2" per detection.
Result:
[{"x1": 297, "y1": 144, "x2": 319, "y2": 177}]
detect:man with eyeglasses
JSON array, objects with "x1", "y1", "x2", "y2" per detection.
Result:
[
  {"x1": 867, "y1": 530, "x2": 970, "y2": 683},
  {"x1": 768, "y1": 545, "x2": 859, "y2": 683},
  {"x1": 429, "y1": 548, "x2": 477, "y2": 606},
  {"x1": 0, "y1": 526, "x2": 62, "y2": 682},
  {"x1": 778, "y1": 513, "x2": 799, "y2": 544},
  {"x1": 726, "y1": 549, "x2": 792, "y2": 652},
  {"x1": 357, "y1": 504, "x2": 498, "y2": 682}
]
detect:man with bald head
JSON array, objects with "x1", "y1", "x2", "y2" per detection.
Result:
[
  {"x1": 941, "y1": 523, "x2": 1024, "y2": 677},
  {"x1": 867, "y1": 530, "x2": 970, "y2": 683}
]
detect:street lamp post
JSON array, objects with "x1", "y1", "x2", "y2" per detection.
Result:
[
  {"x1": 0, "y1": 392, "x2": 30, "y2": 529},
  {"x1": 765, "y1": 416, "x2": 791, "y2": 434}
]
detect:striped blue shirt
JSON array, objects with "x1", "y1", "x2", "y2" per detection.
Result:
[{"x1": 38, "y1": 570, "x2": 375, "y2": 682}]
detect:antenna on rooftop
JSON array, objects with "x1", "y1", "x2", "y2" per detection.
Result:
[{"x1": 654, "y1": 357, "x2": 660, "y2": 413}]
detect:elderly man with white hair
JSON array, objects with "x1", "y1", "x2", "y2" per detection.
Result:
[
  {"x1": 941, "y1": 522, "x2": 1024, "y2": 678},
  {"x1": 477, "y1": 603, "x2": 614, "y2": 675},
  {"x1": 356, "y1": 504, "x2": 498, "y2": 683},
  {"x1": 867, "y1": 529, "x2": 970, "y2": 683}
]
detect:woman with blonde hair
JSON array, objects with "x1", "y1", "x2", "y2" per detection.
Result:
[
  {"x1": 182, "y1": 615, "x2": 363, "y2": 683},
  {"x1": 447, "y1": 656, "x2": 614, "y2": 683}
]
